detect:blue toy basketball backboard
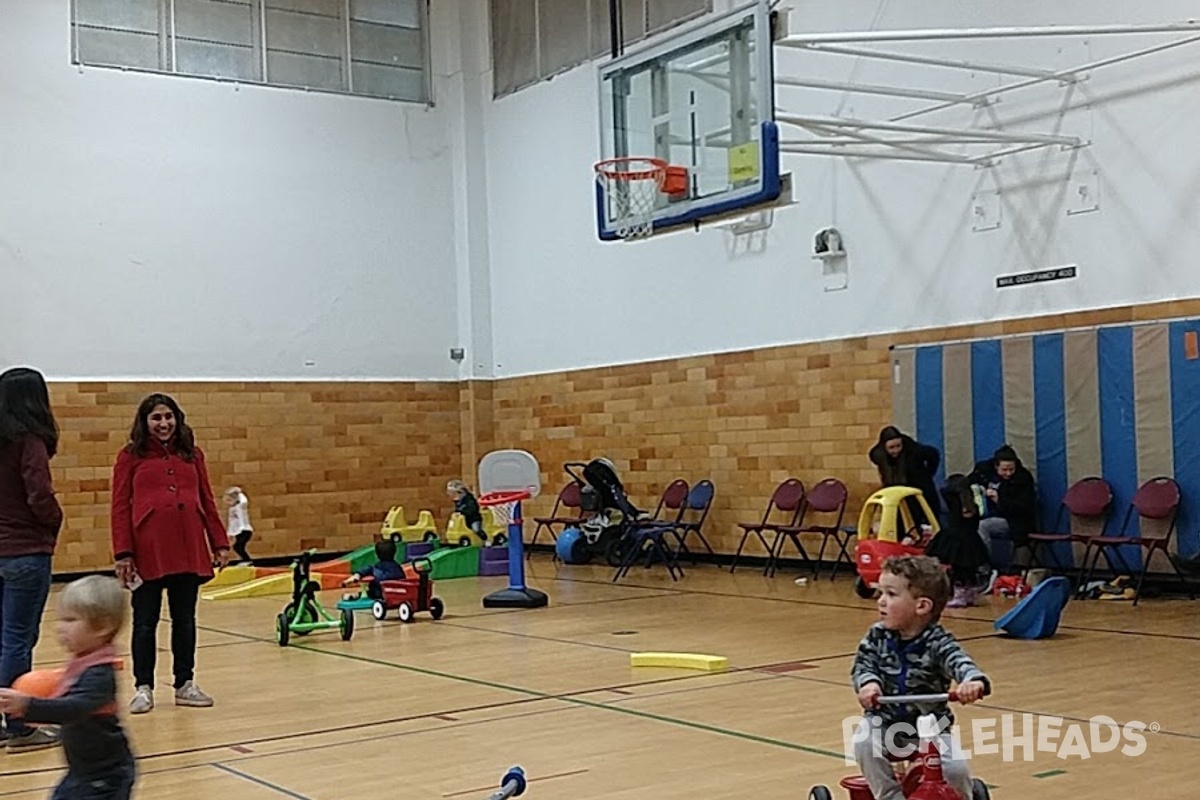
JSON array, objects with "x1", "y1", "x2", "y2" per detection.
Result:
[{"x1": 595, "y1": 0, "x2": 783, "y2": 241}]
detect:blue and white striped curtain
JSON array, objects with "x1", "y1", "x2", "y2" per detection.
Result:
[{"x1": 892, "y1": 319, "x2": 1200, "y2": 563}]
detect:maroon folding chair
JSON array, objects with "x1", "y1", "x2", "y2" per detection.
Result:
[
  {"x1": 530, "y1": 482, "x2": 583, "y2": 552},
  {"x1": 1078, "y1": 477, "x2": 1191, "y2": 606},
  {"x1": 648, "y1": 479, "x2": 690, "y2": 523},
  {"x1": 1027, "y1": 476, "x2": 1112, "y2": 585},
  {"x1": 730, "y1": 479, "x2": 805, "y2": 574},
  {"x1": 768, "y1": 478, "x2": 850, "y2": 580}
]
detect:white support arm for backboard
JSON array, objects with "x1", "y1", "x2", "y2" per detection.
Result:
[
  {"x1": 794, "y1": 43, "x2": 1072, "y2": 81},
  {"x1": 779, "y1": 144, "x2": 980, "y2": 165},
  {"x1": 776, "y1": 113, "x2": 1082, "y2": 147},
  {"x1": 777, "y1": 20, "x2": 1200, "y2": 46},
  {"x1": 776, "y1": 75, "x2": 973, "y2": 105},
  {"x1": 890, "y1": 32, "x2": 1200, "y2": 122}
]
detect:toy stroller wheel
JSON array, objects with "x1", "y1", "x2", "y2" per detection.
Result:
[
  {"x1": 424, "y1": 531, "x2": 439, "y2": 543},
  {"x1": 276, "y1": 614, "x2": 290, "y2": 647},
  {"x1": 340, "y1": 609, "x2": 355, "y2": 641},
  {"x1": 971, "y1": 778, "x2": 990, "y2": 800},
  {"x1": 458, "y1": 535, "x2": 473, "y2": 548},
  {"x1": 492, "y1": 533, "x2": 507, "y2": 547},
  {"x1": 391, "y1": 532, "x2": 402, "y2": 544},
  {"x1": 398, "y1": 602, "x2": 413, "y2": 622},
  {"x1": 854, "y1": 576, "x2": 876, "y2": 599},
  {"x1": 603, "y1": 535, "x2": 628, "y2": 568},
  {"x1": 808, "y1": 787, "x2": 833, "y2": 800},
  {"x1": 372, "y1": 600, "x2": 388, "y2": 621},
  {"x1": 429, "y1": 597, "x2": 445, "y2": 620}
]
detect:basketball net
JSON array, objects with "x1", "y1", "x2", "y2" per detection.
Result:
[
  {"x1": 490, "y1": 501, "x2": 516, "y2": 527},
  {"x1": 478, "y1": 490, "x2": 529, "y2": 528},
  {"x1": 594, "y1": 157, "x2": 666, "y2": 240}
]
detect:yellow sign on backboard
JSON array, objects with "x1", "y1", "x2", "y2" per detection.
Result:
[{"x1": 728, "y1": 142, "x2": 761, "y2": 183}]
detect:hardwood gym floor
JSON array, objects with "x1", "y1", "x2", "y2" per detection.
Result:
[{"x1": 2, "y1": 558, "x2": 1192, "y2": 799}]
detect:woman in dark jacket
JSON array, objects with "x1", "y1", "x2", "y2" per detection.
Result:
[
  {"x1": 868, "y1": 426, "x2": 943, "y2": 525},
  {"x1": 968, "y1": 444, "x2": 1038, "y2": 569},
  {"x1": 0, "y1": 367, "x2": 63, "y2": 752}
]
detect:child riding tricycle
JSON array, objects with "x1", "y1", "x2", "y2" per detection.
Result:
[{"x1": 810, "y1": 691, "x2": 991, "y2": 800}]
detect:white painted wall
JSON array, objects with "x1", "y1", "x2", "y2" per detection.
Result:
[
  {"x1": 483, "y1": 0, "x2": 1200, "y2": 377},
  {"x1": 0, "y1": 0, "x2": 460, "y2": 380}
]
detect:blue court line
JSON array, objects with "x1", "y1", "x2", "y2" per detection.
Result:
[{"x1": 211, "y1": 762, "x2": 313, "y2": 799}]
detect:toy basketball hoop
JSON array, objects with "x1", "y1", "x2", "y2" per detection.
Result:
[
  {"x1": 479, "y1": 490, "x2": 530, "y2": 528},
  {"x1": 594, "y1": 157, "x2": 667, "y2": 240},
  {"x1": 477, "y1": 450, "x2": 547, "y2": 609}
]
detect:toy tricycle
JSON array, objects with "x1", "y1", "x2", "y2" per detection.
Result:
[
  {"x1": 276, "y1": 550, "x2": 354, "y2": 647},
  {"x1": 809, "y1": 692, "x2": 990, "y2": 800},
  {"x1": 338, "y1": 558, "x2": 445, "y2": 623},
  {"x1": 853, "y1": 487, "x2": 940, "y2": 599}
]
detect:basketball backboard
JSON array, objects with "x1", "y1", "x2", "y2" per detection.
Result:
[
  {"x1": 478, "y1": 449, "x2": 541, "y2": 498},
  {"x1": 595, "y1": 0, "x2": 783, "y2": 241}
]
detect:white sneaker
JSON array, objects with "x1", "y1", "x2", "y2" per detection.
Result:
[
  {"x1": 174, "y1": 681, "x2": 214, "y2": 707},
  {"x1": 130, "y1": 686, "x2": 154, "y2": 715}
]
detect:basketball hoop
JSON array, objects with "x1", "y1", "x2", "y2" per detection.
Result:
[
  {"x1": 594, "y1": 157, "x2": 667, "y2": 240},
  {"x1": 479, "y1": 489, "x2": 531, "y2": 527}
]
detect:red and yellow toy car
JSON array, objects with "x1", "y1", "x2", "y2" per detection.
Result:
[{"x1": 853, "y1": 487, "x2": 940, "y2": 599}]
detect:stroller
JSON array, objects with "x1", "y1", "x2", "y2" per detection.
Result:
[{"x1": 561, "y1": 458, "x2": 646, "y2": 566}]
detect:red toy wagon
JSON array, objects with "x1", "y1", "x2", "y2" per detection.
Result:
[{"x1": 372, "y1": 558, "x2": 445, "y2": 622}]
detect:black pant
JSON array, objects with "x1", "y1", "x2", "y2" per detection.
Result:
[
  {"x1": 233, "y1": 530, "x2": 253, "y2": 561},
  {"x1": 52, "y1": 762, "x2": 135, "y2": 800},
  {"x1": 131, "y1": 574, "x2": 202, "y2": 690},
  {"x1": 52, "y1": 760, "x2": 135, "y2": 800}
]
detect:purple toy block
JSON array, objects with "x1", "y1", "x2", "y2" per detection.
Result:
[
  {"x1": 479, "y1": 558, "x2": 509, "y2": 576},
  {"x1": 406, "y1": 541, "x2": 435, "y2": 559},
  {"x1": 481, "y1": 546, "x2": 508, "y2": 564}
]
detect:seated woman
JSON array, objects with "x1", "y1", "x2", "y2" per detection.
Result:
[
  {"x1": 925, "y1": 474, "x2": 991, "y2": 608},
  {"x1": 968, "y1": 444, "x2": 1037, "y2": 573}
]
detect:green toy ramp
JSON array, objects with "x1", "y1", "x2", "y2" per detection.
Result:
[{"x1": 425, "y1": 546, "x2": 480, "y2": 579}]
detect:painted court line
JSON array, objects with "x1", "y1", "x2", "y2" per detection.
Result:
[
  {"x1": 211, "y1": 763, "x2": 313, "y2": 799},
  {"x1": 291, "y1": 641, "x2": 848, "y2": 761}
]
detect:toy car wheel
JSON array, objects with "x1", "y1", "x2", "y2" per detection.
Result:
[
  {"x1": 854, "y1": 576, "x2": 876, "y2": 599},
  {"x1": 398, "y1": 602, "x2": 413, "y2": 622},
  {"x1": 276, "y1": 613, "x2": 289, "y2": 647},
  {"x1": 458, "y1": 535, "x2": 474, "y2": 548},
  {"x1": 807, "y1": 788, "x2": 833, "y2": 800},
  {"x1": 340, "y1": 609, "x2": 355, "y2": 641},
  {"x1": 423, "y1": 531, "x2": 439, "y2": 543},
  {"x1": 429, "y1": 597, "x2": 445, "y2": 620},
  {"x1": 390, "y1": 532, "x2": 402, "y2": 545},
  {"x1": 971, "y1": 778, "x2": 991, "y2": 800},
  {"x1": 372, "y1": 600, "x2": 388, "y2": 621},
  {"x1": 492, "y1": 533, "x2": 507, "y2": 547}
]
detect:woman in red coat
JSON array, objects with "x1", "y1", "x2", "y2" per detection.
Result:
[{"x1": 111, "y1": 394, "x2": 230, "y2": 715}]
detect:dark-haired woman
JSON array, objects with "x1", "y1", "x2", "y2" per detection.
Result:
[
  {"x1": 868, "y1": 426, "x2": 943, "y2": 526},
  {"x1": 0, "y1": 367, "x2": 63, "y2": 752},
  {"x1": 111, "y1": 394, "x2": 229, "y2": 715}
]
